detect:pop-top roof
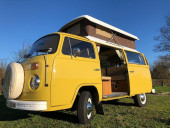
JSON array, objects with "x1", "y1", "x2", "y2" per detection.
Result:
[{"x1": 59, "y1": 15, "x2": 139, "y2": 40}]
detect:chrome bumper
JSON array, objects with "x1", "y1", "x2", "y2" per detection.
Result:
[{"x1": 7, "y1": 100, "x2": 47, "y2": 111}]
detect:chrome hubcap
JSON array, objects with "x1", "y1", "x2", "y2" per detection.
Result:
[
  {"x1": 140, "y1": 93, "x2": 146, "y2": 104},
  {"x1": 87, "y1": 98, "x2": 92, "y2": 119}
]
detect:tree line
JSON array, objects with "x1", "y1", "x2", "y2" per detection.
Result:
[{"x1": 0, "y1": 43, "x2": 31, "y2": 93}]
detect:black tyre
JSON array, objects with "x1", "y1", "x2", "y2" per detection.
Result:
[
  {"x1": 77, "y1": 91, "x2": 93, "y2": 124},
  {"x1": 134, "y1": 93, "x2": 147, "y2": 107}
]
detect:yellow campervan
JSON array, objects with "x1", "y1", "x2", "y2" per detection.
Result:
[{"x1": 3, "y1": 15, "x2": 152, "y2": 124}]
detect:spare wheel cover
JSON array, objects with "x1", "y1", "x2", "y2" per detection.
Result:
[{"x1": 3, "y1": 63, "x2": 24, "y2": 99}]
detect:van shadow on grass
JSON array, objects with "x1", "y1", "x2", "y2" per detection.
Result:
[
  {"x1": 0, "y1": 95, "x2": 34, "y2": 121},
  {"x1": 154, "y1": 118, "x2": 170, "y2": 126},
  {"x1": 39, "y1": 111, "x2": 78, "y2": 124},
  {"x1": 102, "y1": 99, "x2": 135, "y2": 106},
  {"x1": 0, "y1": 95, "x2": 78, "y2": 123}
]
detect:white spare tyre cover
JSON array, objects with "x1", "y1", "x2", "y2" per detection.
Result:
[{"x1": 3, "y1": 63, "x2": 24, "y2": 99}]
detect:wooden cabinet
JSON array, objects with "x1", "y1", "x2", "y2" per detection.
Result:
[{"x1": 102, "y1": 76, "x2": 112, "y2": 95}]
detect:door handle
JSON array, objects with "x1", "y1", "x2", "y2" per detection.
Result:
[
  {"x1": 130, "y1": 71, "x2": 134, "y2": 73},
  {"x1": 94, "y1": 69, "x2": 100, "y2": 71}
]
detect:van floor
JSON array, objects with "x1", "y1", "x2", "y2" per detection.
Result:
[{"x1": 103, "y1": 92, "x2": 128, "y2": 99}]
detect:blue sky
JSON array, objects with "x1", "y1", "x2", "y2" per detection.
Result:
[{"x1": 0, "y1": 0, "x2": 170, "y2": 64}]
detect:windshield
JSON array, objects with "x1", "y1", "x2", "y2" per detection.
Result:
[{"x1": 26, "y1": 34, "x2": 60, "y2": 58}]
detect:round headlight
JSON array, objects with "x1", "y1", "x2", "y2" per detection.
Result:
[{"x1": 30, "y1": 75, "x2": 40, "y2": 90}]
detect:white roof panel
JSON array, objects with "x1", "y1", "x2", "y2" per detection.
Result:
[{"x1": 59, "y1": 15, "x2": 139, "y2": 40}]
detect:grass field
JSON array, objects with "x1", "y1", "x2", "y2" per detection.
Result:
[
  {"x1": 0, "y1": 87, "x2": 170, "y2": 128},
  {"x1": 153, "y1": 86, "x2": 170, "y2": 94}
]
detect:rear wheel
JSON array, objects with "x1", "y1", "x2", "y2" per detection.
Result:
[
  {"x1": 134, "y1": 93, "x2": 147, "y2": 107},
  {"x1": 77, "y1": 91, "x2": 93, "y2": 124}
]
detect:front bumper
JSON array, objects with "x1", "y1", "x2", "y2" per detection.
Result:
[{"x1": 7, "y1": 100, "x2": 47, "y2": 111}]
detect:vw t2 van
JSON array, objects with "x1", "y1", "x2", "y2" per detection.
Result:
[{"x1": 3, "y1": 15, "x2": 152, "y2": 124}]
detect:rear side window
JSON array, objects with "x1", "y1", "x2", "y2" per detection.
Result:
[
  {"x1": 125, "y1": 51, "x2": 145, "y2": 65},
  {"x1": 62, "y1": 37, "x2": 95, "y2": 59}
]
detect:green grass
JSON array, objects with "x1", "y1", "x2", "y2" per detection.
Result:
[
  {"x1": 0, "y1": 93, "x2": 170, "y2": 128},
  {"x1": 153, "y1": 86, "x2": 170, "y2": 94}
]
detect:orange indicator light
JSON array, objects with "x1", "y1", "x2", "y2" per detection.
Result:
[{"x1": 31, "y1": 63, "x2": 39, "y2": 70}]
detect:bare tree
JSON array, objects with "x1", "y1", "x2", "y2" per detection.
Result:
[
  {"x1": 151, "y1": 54, "x2": 170, "y2": 79},
  {"x1": 0, "y1": 59, "x2": 8, "y2": 92},
  {"x1": 12, "y1": 43, "x2": 31, "y2": 62},
  {"x1": 152, "y1": 14, "x2": 170, "y2": 86},
  {"x1": 154, "y1": 14, "x2": 170, "y2": 52},
  {"x1": 0, "y1": 59, "x2": 8, "y2": 75}
]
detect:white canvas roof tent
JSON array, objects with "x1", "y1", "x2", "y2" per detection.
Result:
[{"x1": 59, "y1": 15, "x2": 139, "y2": 52}]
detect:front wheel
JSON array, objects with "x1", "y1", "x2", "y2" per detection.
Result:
[
  {"x1": 77, "y1": 91, "x2": 93, "y2": 124},
  {"x1": 134, "y1": 93, "x2": 147, "y2": 107}
]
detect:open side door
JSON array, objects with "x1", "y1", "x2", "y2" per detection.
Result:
[{"x1": 124, "y1": 50, "x2": 152, "y2": 96}]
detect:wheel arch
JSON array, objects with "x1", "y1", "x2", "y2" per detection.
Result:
[{"x1": 71, "y1": 85, "x2": 100, "y2": 109}]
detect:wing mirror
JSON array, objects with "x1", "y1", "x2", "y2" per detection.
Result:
[{"x1": 73, "y1": 48, "x2": 80, "y2": 57}]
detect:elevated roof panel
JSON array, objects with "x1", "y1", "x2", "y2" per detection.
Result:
[{"x1": 59, "y1": 15, "x2": 139, "y2": 40}]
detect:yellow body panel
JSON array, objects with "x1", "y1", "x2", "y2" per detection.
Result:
[
  {"x1": 127, "y1": 64, "x2": 152, "y2": 96},
  {"x1": 17, "y1": 32, "x2": 152, "y2": 111},
  {"x1": 102, "y1": 95, "x2": 131, "y2": 101}
]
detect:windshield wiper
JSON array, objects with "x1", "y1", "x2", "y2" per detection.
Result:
[
  {"x1": 37, "y1": 48, "x2": 52, "y2": 53},
  {"x1": 24, "y1": 53, "x2": 32, "y2": 58},
  {"x1": 16, "y1": 53, "x2": 32, "y2": 63},
  {"x1": 22, "y1": 48, "x2": 52, "y2": 60}
]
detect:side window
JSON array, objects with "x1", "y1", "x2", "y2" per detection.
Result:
[
  {"x1": 125, "y1": 51, "x2": 145, "y2": 65},
  {"x1": 62, "y1": 37, "x2": 95, "y2": 59}
]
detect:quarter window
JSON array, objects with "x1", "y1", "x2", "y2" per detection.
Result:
[
  {"x1": 62, "y1": 37, "x2": 71, "y2": 55},
  {"x1": 62, "y1": 37, "x2": 95, "y2": 59},
  {"x1": 125, "y1": 51, "x2": 145, "y2": 65}
]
